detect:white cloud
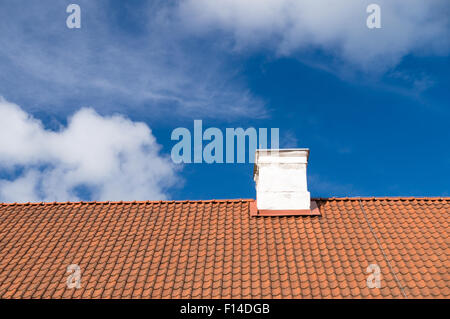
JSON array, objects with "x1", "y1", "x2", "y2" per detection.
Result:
[
  {"x1": 178, "y1": 0, "x2": 449, "y2": 72},
  {"x1": 0, "y1": 1, "x2": 266, "y2": 119},
  {"x1": 0, "y1": 97, "x2": 179, "y2": 203},
  {"x1": 2, "y1": 1, "x2": 445, "y2": 120}
]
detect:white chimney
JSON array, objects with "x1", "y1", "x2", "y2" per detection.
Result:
[{"x1": 253, "y1": 149, "x2": 311, "y2": 214}]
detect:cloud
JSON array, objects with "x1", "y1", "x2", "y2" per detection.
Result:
[
  {"x1": 178, "y1": 0, "x2": 449, "y2": 72},
  {"x1": 0, "y1": 0, "x2": 266, "y2": 119},
  {"x1": 0, "y1": 97, "x2": 179, "y2": 203},
  {"x1": 1, "y1": 1, "x2": 446, "y2": 121}
]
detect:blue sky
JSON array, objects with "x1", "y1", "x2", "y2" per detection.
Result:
[{"x1": 0, "y1": 0, "x2": 449, "y2": 202}]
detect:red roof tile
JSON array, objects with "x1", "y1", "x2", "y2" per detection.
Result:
[{"x1": 0, "y1": 198, "x2": 448, "y2": 298}]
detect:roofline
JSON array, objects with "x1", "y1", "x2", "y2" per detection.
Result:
[
  {"x1": 0, "y1": 196, "x2": 449, "y2": 206},
  {"x1": 315, "y1": 196, "x2": 450, "y2": 200}
]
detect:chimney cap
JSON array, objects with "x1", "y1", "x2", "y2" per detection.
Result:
[
  {"x1": 256, "y1": 148, "x2": 309, "y2": 152},
  {"x1": 254, "y1": 148, "x2": 309, "y2": 176},
  {"x1": 255, "y1": 148, "x2": 309, "y2": 158}
]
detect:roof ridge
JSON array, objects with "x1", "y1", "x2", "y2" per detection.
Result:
[
  {"x1": 0, "y1": 198, "x2": 256, "y2": 206},
  {"x1": 1, "y1": 196, "x2": 449, "y2": 206},
  {"x1": 314, "y1": 196, "x2": 450, "y2": 201}
]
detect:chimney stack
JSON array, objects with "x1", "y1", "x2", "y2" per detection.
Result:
[{"x1": 253, "y1": 149, "x2": 316, "y2": 216}]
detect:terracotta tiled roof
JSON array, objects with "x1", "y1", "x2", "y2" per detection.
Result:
[{"x1": 0, "y1": 198, "x2": 448, "y2": 299}]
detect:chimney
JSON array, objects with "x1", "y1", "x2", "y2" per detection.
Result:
[{"x1": 253, "y1": 148, "x2": 318, "y2": 216}]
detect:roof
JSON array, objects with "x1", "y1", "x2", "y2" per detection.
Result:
[{"x1": 0, "y1": 197, "x2": 448, "y2": 299}]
